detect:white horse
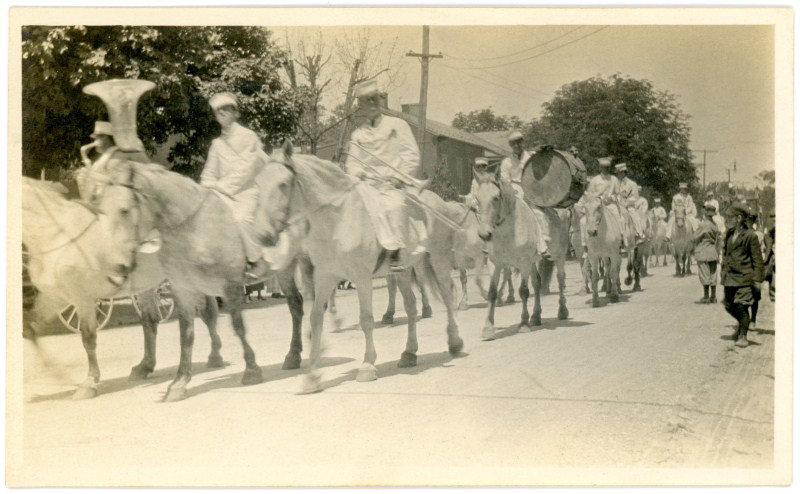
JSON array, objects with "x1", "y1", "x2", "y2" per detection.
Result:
[{"x1": 253, "y1": 143, "x2": 464, "y2": 393}]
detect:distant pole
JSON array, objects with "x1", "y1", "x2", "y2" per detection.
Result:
[
  {"x1": 407, "y1": 26, "x2": 442, "y2": 169},
  {"x1": 691, "y1": 149, "x2": 717, "y2": 190}
]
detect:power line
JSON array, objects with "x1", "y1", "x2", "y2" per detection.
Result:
[
  {"x1": 443, "y1": 26, "x2": 584, "y2": 62},
  {"x1": 448, "y1": 27, "x2": 608, "y2": 70},
  {"x1": 439, "y1": 62, "x2": 543, "y2": 103}
]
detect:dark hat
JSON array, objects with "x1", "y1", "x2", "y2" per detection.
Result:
[{"x1": 727, "y1": 203, "x2": 749, "y2": 216}]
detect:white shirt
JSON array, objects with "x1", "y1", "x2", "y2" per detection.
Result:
[
  {"x1": 500, "y1": 150, "x2": 531, "y2": 185},
  {"x1": 345, "y1": 114, "x2": 420, "y2": 183}
]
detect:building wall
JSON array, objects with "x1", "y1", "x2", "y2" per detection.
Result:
[{"x1": 436, "y1": 137, "x2": 487, "y2": 194}]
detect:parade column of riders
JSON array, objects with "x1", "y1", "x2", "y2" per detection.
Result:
[{"x1": 75, "y1": 78, "x2": 774, "y2": 349}]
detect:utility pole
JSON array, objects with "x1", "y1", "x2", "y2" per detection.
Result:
[
  {"x1": 691, "y1": 148, "x2": 717, "y2": 190},
  {"x1": 406, "y1": 25, "x2": 442, "y2": 169}
]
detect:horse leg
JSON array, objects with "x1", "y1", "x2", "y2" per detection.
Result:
[
  {"x1": 458, "y1": 268, "x2": 469, "y2": 311},
  {"x1": 428, "y1": 251, "x2": 464, "y2": 354},
  {"x1": 224, "y1": 284, "x2": 263, "y2": 386},
  {"x1": 481, "y1": 264, "x2": 503, "y2": 340},
  {"x1": 496, "y1": 269, "x2": 507, "y2": 307},
  {"x1": 518, "y1": 273, "x2": 531, "y2": 332},
  {"x1": 416, "y1": 269, "x2": 433, "y2": 318},
  {"x1": 354, "y1": 275, "x2": 378, "y2": 382},
  {"x1": 73, "y1": 306, "x2": 100, "y2": 400},
  {"x1": 164, "y1": 288, "x2": 199, "y2": 402},
  {"x1": 633, "y1": 250, "x2": 642, "y2": 292},
  {"x1": 301, "y1": 275, "x2": 338, "y2": 394},
  {"x1": 590, "y1": 257, "x2": 601, "y2": 308},
  {"x1": 396, "y1": 271, "x2": 418, "y2": 368},
  {"x1": 327, "y1": 289, "x2": 343, "y2": 332},
  {"x1": 201, "y1": 295, "x2": 224, "y2": 368},
  {"x1": 609, "y1": 257, "x2": 621, "y2": 303},
  {"x1": 278, "y1": 263, "x2": 303, "y2": 370},
  {"x1": 530, "y1": 267, "x2": 542, "y2": 327},
  {"x1": 130, "y1": 291, "x2": 159, "y2": 380},
  {"x1": 381, "y1": 273, "x2": 397, "y2": 325},
  {"x1": 504, "y1": 267, "x2": 515, "y2": 304},
  {"x1": 557, "y1": 260, "x2": 569, "y2": 320}
]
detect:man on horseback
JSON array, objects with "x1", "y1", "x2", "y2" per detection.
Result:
[
  {"x1": 344, "y1": 79, "x2": 422, "y2": 272},
  {"x1": 500, "y1": 130, "x2": 552, "y2": 260},
  {"x1": 197, "y1": 92, "x2": 286, "y2": 278},
  {"x1": 651, "y1": 197, "x2": 667, "y2": 223},
  {"x1": 665, "y1": 182, "x2": 698, "y2": 242},
  {"x1": 615, "y1": 163, "x2": 645, "y2": 245},
  {"x1": 585, "y1": 157, "x2": 629, "y2": 252}
]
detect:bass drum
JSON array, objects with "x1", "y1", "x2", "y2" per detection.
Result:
[{"x1": 521, "y1": 146, "x2": 587, "y2": 208}]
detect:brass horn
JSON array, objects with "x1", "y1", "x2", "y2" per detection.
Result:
[{"x1": 83, "y1": 79, "x2": 155, "y2": 152}]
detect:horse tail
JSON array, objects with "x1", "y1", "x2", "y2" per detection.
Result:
[
  {"x1": 416, "y1": 253, "x2": 444, "y2": 305},
  {"x1": 538, "y1": 257, "x2": 555, "y2": 289}
]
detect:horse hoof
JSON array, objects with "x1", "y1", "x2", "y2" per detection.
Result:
[
  {"x1": 241, "y1": 367, "x2": 264, "y2": 386},
  {"x1": 72, "y1": 386, "x2": 98, "y2": 400},
  {"x1": 206, "y1": 354, "x2": 225, "y2": 368},
  {"x1": 505, "y1": 296, "x2": 515, "y2": 305},
  {"x1": 633, "y1": 284, "x2": 642, "y2": 292},
  {"x1": 421, "y1": 306, "x2": 433, "y2": 318},
  {"x1": 398, "y1": 351, "x2": 417, "y2": 368},
  {"x1": 356, "y1": 364, "x2": 378, "y2": 382},
  {"x1": 530, "y1": 315, "x2": 542, "y2": 327},
  {"x1": 481, "y1": 326, "x2": 496, "y2": 341},
  {"x1": 558, "y1": 306, "x2": 569, "y2": 320},
  {"x1": 299, "y1": 373, "x2": 323, "y2": 394},
  {"x1": 458, "y1": 301, "x2": 469, "y2": 311},
  {"x1": 129, "y1": 364, "x2": 153, "y2": 381},
  {"x1": 496, "y1": 298, "x2": 505, "y2": 307},
  {"x1": 624, "y1": 276, "x2": 632, "y2": 286},
  {"x1": 592, "y1": 298, "x2": 600, "y2": 308},
  {"x1": 609, "y1": 295, "x2": 620, "y2": 303},
  {"x1": 381, "y1": 313, "x2": 394, "y2": 325},
  {"x1": 164, "y1": 386, "x2": 188, "y2": 402},
  {"x1": 282, "y1": 352, "x2": 302, "y2": 370},
  {"x1": 448, "y1": 337, "x2": 464, "y2": 355},
  {"x1": 518, "y1": 324, "x2": 531, "y2": 333}
]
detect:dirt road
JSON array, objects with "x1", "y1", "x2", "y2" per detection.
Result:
[{"x1": 14, "y1": 260, "x2": 777, "y2": 486}]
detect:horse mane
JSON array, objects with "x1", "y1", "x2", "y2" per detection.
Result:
[
  {"x1": 22, "y1": 177, "x2": 95, "y2": 245},
  {"x1": 287, "y1": 153, "x2": 356, "y2": 210},
  {"x1": 497, "y1": 179, "x2": 518, "y2": 216}
]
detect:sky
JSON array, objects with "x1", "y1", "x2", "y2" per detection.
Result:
[{"x1": 281, "y1": 25, "x2": 774, "y2": 187}]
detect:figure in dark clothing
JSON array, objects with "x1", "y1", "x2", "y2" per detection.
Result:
[{"x1": 721, "y1": 204, "x2": 765, "y2": 348}]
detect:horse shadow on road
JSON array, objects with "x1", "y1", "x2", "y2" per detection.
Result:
[
  {"x1": 485, "y1": 318, "x2": 593, "y2": 341},
  {"x1": 315, "y1": 350, "x2": 468, "y2": 393},
  {"x1": 582, "y1": 292, "x2": 633, "y2": 307},
  {"x1": 28, "y1": 356, "x2": 355, "y2": 403}
]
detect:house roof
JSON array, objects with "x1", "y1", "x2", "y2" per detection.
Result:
[
  {"x1": 474, "y1": 131, "x2": 514, "y2": 155},
  {"x1": 382, "y1": 108, "x2": 510, "y2": 157}
]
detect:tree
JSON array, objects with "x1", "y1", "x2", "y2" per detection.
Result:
[
  {"x1": 527, "y1": 74, "x2": 696, "y2": 200},
  {"x1": 451, "y1": 107, "x2": 525, "y2": 133},
  {"x1": 22, "y1": 26, "x2": 303, "y2": 179}
]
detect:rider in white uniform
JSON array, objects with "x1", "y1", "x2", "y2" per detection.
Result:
[
  {"x1": 500, "y1": 130, "x2": 551, "y2": 259},
  {"x1": 665, "y1": 182, "x2": 698, "y2": 242},
  {"x1": 345, "y1": 79, "x2": 422, "y2": 271},
  {"x1": 615, "y1": 162, "x2": 644, "y2": 244}
]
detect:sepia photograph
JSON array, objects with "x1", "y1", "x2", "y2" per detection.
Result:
[{"x1": 5, "y1": 5, "x2": 793, "y2": 488}]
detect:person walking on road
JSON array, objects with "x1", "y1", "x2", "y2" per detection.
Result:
[
  {"x1": 720, "y1": 203, "x2": 765, "y2": 348},
  {"x1": 693, "y1": 205, "x2": 722, "y2": 303}
]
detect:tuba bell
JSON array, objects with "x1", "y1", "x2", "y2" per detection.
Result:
[{"x1": 83, "y1": 79, "x2": 155, "y2": 152}]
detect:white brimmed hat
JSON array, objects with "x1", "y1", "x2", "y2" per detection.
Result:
[
  {"x1": 597, "y1": 157, "x2": 612, "y2": 167},
  {"x1": 614, "y1": 163, "x2": 627, "y2": 172},
  {"x1": 209, "y1": 92, "x2": 238, "y2": 111},
  {"x1": 474, "y1": 157, "x2": 489, "y2": 167},
  {"x1": 679, "y1": 182, "x2": 688, "y2": 189},
  {"x1": 507, "y1": 130, "x2": 524, "y2": 142},
  {"x1": 354, "y1": 79, "x2": 380, "y2": 99},
  {"x1": 90, "y1": 121, "x2": 113, "y2": 138}
]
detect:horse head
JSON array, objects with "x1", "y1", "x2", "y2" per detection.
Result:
[
  {"x1": 472, "y1": 164, "x2": 513, "y2": 242},
  {"x1": 583, "y1": 195, "x2": 603, "y2": 237},
  {"x1": 254, "y1": 139, "x2": 298, "y2": 246},
  {"x1": 83, "y1": 156, "x2": 157, "y2": 281},
  {"x1": 674, "y1": 205, "x2": 686, "y2": 228}
]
